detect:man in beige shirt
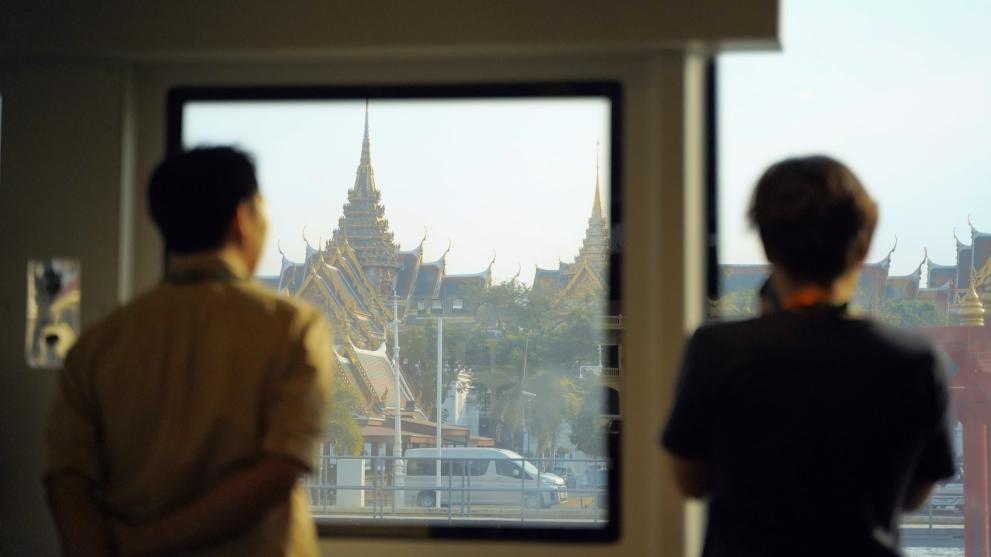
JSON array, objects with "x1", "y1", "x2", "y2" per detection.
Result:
[{"x1": 44, "y1": 147, "x2": 334, "y2": 556}]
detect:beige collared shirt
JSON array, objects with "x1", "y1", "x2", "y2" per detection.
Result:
[{"x1": 45, "y1": 257, "x2": 334, "y2": 556}]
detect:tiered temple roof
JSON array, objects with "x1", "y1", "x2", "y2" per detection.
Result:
[
  {"x1": 532, "y1": 151, "x2": 610, "y2": 309},
  {"x1": 329, "y1": 101, "x2": 400, "y2": 295},
  {"x1": 274, "y1": 103, "x2": 497, "y2": 425}
]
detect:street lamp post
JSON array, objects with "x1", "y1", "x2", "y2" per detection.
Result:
[
  {"x1": 435, "y1": 306, "x2": 443, "y2": 509},
  {"x1": 391, "y1": 291, "x2": 404, "y2": 505},
  {"x1": 521, "y1": 334, "x2": 530, "y2": 455}
]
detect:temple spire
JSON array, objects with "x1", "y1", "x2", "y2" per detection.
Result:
[
  {"x1": 361, "y1": 99, "x2": 371, "y2": 167},
  {"x1": 332, "y1": 100, "x2": 399, "y2": 294},
  {"x1": 352, "y1": 99, "x2": 377, "y2": 195},
  {"x1": 591, "y1": 141, "x2": 604, "y2": 221},
  {"x1": 573, "y1": 143, "x2": 610, "y2": 277}
]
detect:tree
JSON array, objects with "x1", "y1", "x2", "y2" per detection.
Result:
[
  {"x1": 469, "y1": 364, "x2": 579, "y2": 456},
  {"x1": 569, "y1": 387, "x2": 606, "y2": 457},
  {"x1": 878, "y1": 298, "x2": 947, "y2": 328},
  {"x1": 395, "y1": 279, "x2": 602, "y2": 455},
  {"x1": 326, "y1": 380, "x2": 364, "y2": 455},
  {"x1": 395, "y1": 319, "x2": 470, "y2": 418}
]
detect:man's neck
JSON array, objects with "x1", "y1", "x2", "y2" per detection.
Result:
[
  {"x1": 168, "y1": 247, "x2": 250, "y2": 279},
  {"x1": 771, "y1": 266, "x2": 860, "y2": 307}
]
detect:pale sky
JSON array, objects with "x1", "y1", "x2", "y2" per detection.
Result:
[
  {"x1": 719, "y1": 0, "x2": 991, "y2": 279},
  {"x1": 184, "y1": 98, "x2": 611, "y2": 283}
]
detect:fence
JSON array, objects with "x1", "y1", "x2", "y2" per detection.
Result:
[{"x1": 305, "y1": 455, "x2": 610, "y2": 524}]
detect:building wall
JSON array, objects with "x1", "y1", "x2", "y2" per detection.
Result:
[{"x1": 0, "y1": 2, "x2": 778, "y2": 556}]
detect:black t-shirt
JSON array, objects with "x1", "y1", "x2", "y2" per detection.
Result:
[{"x1": 661, "y1": 308, "x2": 956, "y2": 557}]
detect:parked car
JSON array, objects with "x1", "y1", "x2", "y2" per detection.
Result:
[
  {"x1": 550, "y1": 465, "x2": 578, "y2": 489},
  {"x1": 403, "y1": 447, "x2": 567, "y2": 509}
]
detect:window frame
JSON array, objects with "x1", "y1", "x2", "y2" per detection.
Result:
[{"x1": 166, "y1": 81, "x2": 624, "y2": 543}]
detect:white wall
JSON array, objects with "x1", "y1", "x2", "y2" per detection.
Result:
[
  {"x1": 0, "y1": 63, "x2": 127, "y2": 555},
  {"x1": 0, "y1": 3, "x2": 777, "y2": 555}
]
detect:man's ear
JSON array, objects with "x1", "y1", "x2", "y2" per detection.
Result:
[
  {"x1": 851, "y1": 236, "x2": 871, "y2": 267},
  {"x1": 227, "y1": 202, "x2": 251, "y2": 244}
]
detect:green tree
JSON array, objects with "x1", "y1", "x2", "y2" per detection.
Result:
[
  {"x1": 878, "y1": 298, "x2": 948, "y2": 328},
  {"x1": 326, "y1": 380, "x2": 364, "y2": 456},
  {"x1": 396, "y1": 319, "x2": 470, "y2": 418},
  {"x1": 395, "y1": 278, "x2": 602, "y2": 455},
  {"x1": 470, "y1": 364, "x2": 579, "y2": 456},
  {"x1": 569, "y1": 387, "x2": 606, "y2": 457}
]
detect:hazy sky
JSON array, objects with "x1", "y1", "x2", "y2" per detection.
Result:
[
  {"x1": 719, "y1": 0, "x2": 991, "y2": 279},
  {"x1": 184, "y1": 98, "x2": 610, "y2": 282}
]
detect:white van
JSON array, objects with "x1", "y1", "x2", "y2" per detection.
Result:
[{"x1": 402, "y1": 447, "x2": 568, "y2": 509}]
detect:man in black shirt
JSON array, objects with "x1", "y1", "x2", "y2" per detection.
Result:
[{"x1": 661, "y1": 156, "x2": 955, "y2": 556}]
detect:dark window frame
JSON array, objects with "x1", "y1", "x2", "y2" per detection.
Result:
[{"x1": 166, "y1": 81, "x2": 626, "y2": 543}]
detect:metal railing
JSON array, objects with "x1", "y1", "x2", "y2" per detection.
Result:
[{"x1": 304, "y1": 455, "x2": 610, "y2": 524}]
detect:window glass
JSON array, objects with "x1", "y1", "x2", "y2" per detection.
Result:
[
  {"x1": 495, "y1": 459, "x2": 520, "y2": 478},
  {"x1": 718, "y1": 2, "x2": 989, "y2": 555},
  {"x1": 181, "y1": 93, "x2": 615, "y2": 534},
  {"x1": 469, "y1": 459, "x2": 490, "y2": 476}
]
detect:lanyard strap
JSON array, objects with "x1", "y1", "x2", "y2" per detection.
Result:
[{"x1": 781, "y1": 286, "x2": 834, "y2": 311}]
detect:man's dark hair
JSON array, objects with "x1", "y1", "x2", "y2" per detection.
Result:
[
  {"x1": 148, "y1": 147, "x2": 258, "y2": 254},
  {"x1": 749, "y1": 155, "x2": 878, "y2": 286}
]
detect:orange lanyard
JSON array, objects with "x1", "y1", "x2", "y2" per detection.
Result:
[{"x1": 781, "y1": 286, "x2": 834, "y2": 311}]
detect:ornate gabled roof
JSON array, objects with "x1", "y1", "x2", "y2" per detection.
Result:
[
  {"x1": 926, "y1": 248, "x2": 956, "y2": 270},
  {"x1": 278, "y1": 261, "x2": 306, "y2": 294},
  {"x1": 396, "y1": 251, "x2": 422, "y2": 299},
  {"x1": 925, "y1": 248, "x2": 957, "y2": 289},
  {"x1": 970, "y1": 218, "x2": 991, "y2": 279},
  {"x1": 440, "y1": 251, "x2": 495, "y2": 296},
  {"x1": 866, "y1": 236, "x2": 897, "y2": 270},
  {"x1": 408, "y1": 241, "x2": 450, "y2": 299},
  {"x1": 887, "y1": 251, "x2": 925, "y2": 281},
  {"x1": 553, "y1": 256, "x2": 606, "y2": 308},
  {"x1": 412, "y1": 261, "x2": 444, "y2": 299},
  {"x1": 955, "y1": 228, "x2": 971, "y2": 249},
  {"x1": 349, "y1": 341, "x2": 415, "y2": 411},
  {"x1": 302, "y1": 227, "x2": 320, "y2": 261},
  {"x1": 533, "y1": 266, "x2": 566, "y2": 290},
  {"x1": 440, "y1": 274, "x2": 487, "y2": 298},
  {"x1": 324, "y1": 240, "x2": 391, "y2": 321},
  {"x1": 956, "y1": 231, "x2": 974, "y2": 289},
  {"x1": 396, "y1": 232, "x2": 428, "y2": 300},
  {"x1": 970, "y1": 215, "x2": 990, "y2": 239}
]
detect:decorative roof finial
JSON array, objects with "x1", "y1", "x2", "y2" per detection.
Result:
[
  {"x1": 277, "y1": 239, "x2": 285, "y2": 258},
  {"x1": 487, "y1": 249, "x2": 497, "y2": 271},
  {"x1": 511, "y1": 263, "x2": 522, "y2": 284},
  {"x1": 912, "y1": 249, "x2": 926, "y2": 277},
  {"x1": 879, "y1": 236, "x2": 897, "y2": 267},
  {"x1": 441, "y1": 239, "x2": 452, "y2": 260},
  {"x1": 302, "y1": 226, "x2": 312, "y2": 248},
  {"x1": 968, "y1": 214, "x2": 987, "y2": 237},
  {"x1": 954, "y1": 227, "x2": 970, "y2": 249},
  {"x1": 360, "y1": 99, "x2": 372, "y2": 167},
  {"x1": 419, "y1": 227, "x2": 428, "y2": 250},
  {"x1": 592, "y1": 141, "x2": 604, "y2": 221}
]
